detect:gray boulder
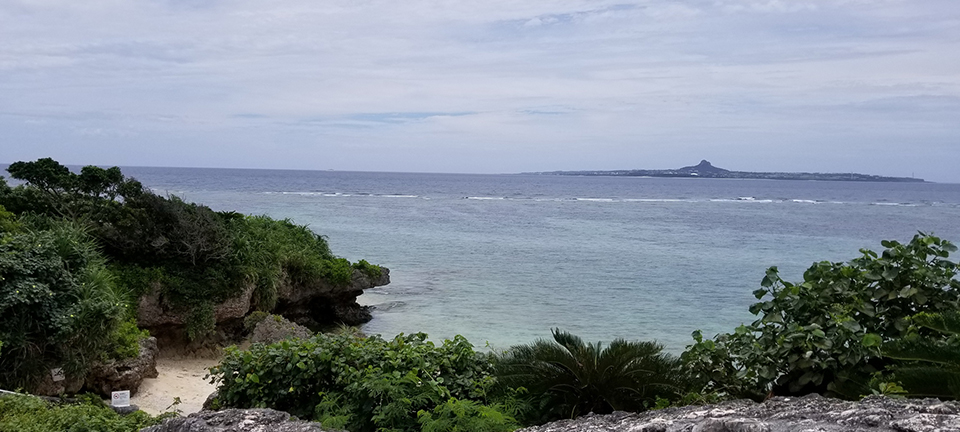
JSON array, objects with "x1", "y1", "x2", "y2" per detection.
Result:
[
  {"x1": 141, "y1": 408, "x2": 342, "y2": 432},
  {"x1": 85, "y1": 336, "x2": 160, "y2": 397},
  {"x1": 251, "y1": 315, "x2": 314, "y2": 345},
  {"x1": 518, "y1": 395, "x2": 960, "y2": 432}
]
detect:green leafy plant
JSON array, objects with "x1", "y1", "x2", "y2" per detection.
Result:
[
  {"x1": 210, "y1": 332, "x2": 513, "y2": 432},
  {"x1": 495, "y1": 329, "x2": 687, "y2": 424},
  {"x1": 0, "y1": 221, "x2": 127, "y2": 391},
  {"x1": 0, "y1": 393, "x2": 164, "y2": 432},
  {"x1": 104, "y1": 319, "x2": 149, "y2": 361},
  {"x1": 418, "y1": 397, "x2": 519, "y2": 432},
  {"x1": 682, "y1": 234, "x2": 960, "y2": 400}
]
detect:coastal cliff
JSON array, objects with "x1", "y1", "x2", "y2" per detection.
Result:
[{"x1": 137, "y1": 267, "x2": 390, "y2": 353}]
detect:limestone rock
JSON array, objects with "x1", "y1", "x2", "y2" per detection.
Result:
[
  {"x1": 518, "y1": 395, "x2": 960, "y2": 432},
  {"x1": 138, "y1": 283, "x2": 256, "y2": 328},
  {"x1": 141, "y1": 408, "x2": 342, "y2": 432},
  {"x1": 32, "y1": 371, "x2": 84, "y2": 397},
  {"x1": 85, "y1": 337, "x2": 159, "y2": 397},
  {"x1": 275, "y1": 268, "x2": 390, "y2": 327},
  {"x1": 250, "y1": 315, "x2": 314, "y2": 345}
]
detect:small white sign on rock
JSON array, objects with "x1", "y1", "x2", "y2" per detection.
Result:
[
  {"x1": 50, "y1": 368, "x2": 65, "y2": 382},
  {"x1": 111, "y1": 390, "x2": 131, "y2": 407}
]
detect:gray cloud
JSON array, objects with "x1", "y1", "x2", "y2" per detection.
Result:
[{"x1": 1, "y1": 0, "x2": 958, "y2": 181}]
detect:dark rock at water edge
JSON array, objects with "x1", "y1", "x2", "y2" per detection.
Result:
[
  {"x1": 274, "y1": 267, "x2": 390, "y2": 329},
  {"x1": 141, "y1": 408, "x2": 343, "y2": 432},
  {"x1": 136, "y1": 267, "x2": 389, "y2": 354},
  {"x1": 518, "y1": 394, "x2": 960, "y2": 432}
]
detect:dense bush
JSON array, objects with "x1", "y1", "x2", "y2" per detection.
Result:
[
  {"x1": 496, "y1": 329, "x2": 688, "y2": 424},
  {"x1": 0, "y1": 393, "x2": 163, "y2": 432},
  {"x1": 683, "y1": 234, "x2": 960, "y2": 400},
  {"x1": 0, "y1": 221, "x2": 133, "y2": 391},
  {"x1": 210, "y1": 332, "x2": 518, "y2": 432}
]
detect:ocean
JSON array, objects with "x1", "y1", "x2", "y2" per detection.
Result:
[{"x1": 112, "y1": 168, "x2": 960, "y2": 352}]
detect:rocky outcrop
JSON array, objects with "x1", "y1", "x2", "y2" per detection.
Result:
[
  {"x1": 142, "y1": 408, "x2": 343, "y2": 432},
  {"x1": 136, "y1": 267, "x2": 389, "y2": 350},
  {"x1": 137, "y1": 283, "x2": 257, "y2": 328},
  {"x1": 274, "y1": 267, "x2": 390, "y2": 328},
  {"x1": 85, "y1": 336, "x2": 159, "y2": 397},
  {"x1": 250, "y1": 315, "x2": 314, "y2": 345},
  {"x1": 32, "y1": 370, "x2": 85, "y2": 397},
  {"x1": 32, "y1": 337, "x2": 159, "y2": 397},
  {"x1": 518, "y1": 395, "x2": 960, "y2": 432}
]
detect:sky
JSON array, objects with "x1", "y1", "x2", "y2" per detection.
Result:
[{"x1": 1, "y1": 0, "x2": 959, "y2": 181}]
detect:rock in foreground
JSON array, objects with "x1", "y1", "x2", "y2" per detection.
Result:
[
  {"x1": 142, "y1": 408, "x2": 343, "y2": 432},
  {"x1": 518, "y1": 395, "x2": 960, "y2": 432}
]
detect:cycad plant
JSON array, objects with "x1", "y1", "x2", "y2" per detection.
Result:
[
  {"x1": 883, "y1": 311, "x2": 960, "y2": 399},
  {"x1": 495, "y1": 329, "x2": 686, "y2": 424}
]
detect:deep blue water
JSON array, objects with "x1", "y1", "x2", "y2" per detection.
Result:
[{"x1": 58, "y1": 168, "x2": 960, "y2": 352}]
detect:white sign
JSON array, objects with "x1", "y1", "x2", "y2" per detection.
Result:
[
  {"x1": 111, "y1": 390, "x2": 131, "y2": 407},
  {"x1": 50, "y1": 368, "x2": 65, "y2": 382}
]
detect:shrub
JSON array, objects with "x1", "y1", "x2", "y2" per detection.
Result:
[
  {"x1": 104, "y1": 319, "x2": 149, "y2": 361},
  {"x1": 0, "y1": 222, "x2": 127, "y2": 391},
  {"x1": 210, "y1": 332, "x2": 514, "y2": 432},
  {"x1": 0, "y1": 393, "x2": 163, "y2": 432},
  {"x1": 418, "y1": 397, "x2": 519, "y2": 432},
  {"x1": 353, "y1": 259, "x2": 383, "y2": 279},
  {"x1": 495, "y1": 329, "x2": 687, "y2": 424},
  {"x1": 682, "y1": 234, "x2": 960, "y2": 400}
]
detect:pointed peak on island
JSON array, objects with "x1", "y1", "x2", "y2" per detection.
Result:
[
  {"x1": 527, "y1": 161, "x2": 925, "y2": 183},
  {"x1": 678, "y1": 160, "x2": 729, "y2": 175}
]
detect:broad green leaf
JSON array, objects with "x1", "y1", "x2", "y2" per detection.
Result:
[{"x1": 862, "y1": 333, "x2": 882, "y2": 348}]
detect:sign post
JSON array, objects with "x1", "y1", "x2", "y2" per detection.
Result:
[{"x1": 111, "y1": 390, "x2": 131, "y2": 408}]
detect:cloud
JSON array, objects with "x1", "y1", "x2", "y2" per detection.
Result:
[{"x1": 0, "y1": 0, "x2": 958, "y2": 180}]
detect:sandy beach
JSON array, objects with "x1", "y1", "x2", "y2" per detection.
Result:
[{"x1": 132, "y1": 357, "x2": 220, "y2": 416}]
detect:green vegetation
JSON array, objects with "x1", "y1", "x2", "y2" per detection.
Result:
[
  {"x1": 495, "y1": 329, "x2": 688, "y2": 424},
  {"x1": 0, "y1": 393, "x2": 165, "y2": 432},
  {"x1": 883, "y1": 311, "x2": 960, "y2": 398},
  {"x1": 0, "y1": 220, "x2": 132, "y2": 391},
  {"x1": 682, "y1": 234, "x2": 960, "y2": 400},
  {"x1": 0, "y1": 158, "x2": 382, "y2": 395},
  {"x1": 0, "y1": 158, "x2": 382, "y2": 344},
  {"x1": 210, "y1": 332, "x2": 520, "y2": 432}
]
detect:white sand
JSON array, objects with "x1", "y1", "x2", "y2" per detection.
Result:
[{"x1": 133, "y1": 357, "x2": 220, "y2": 416}]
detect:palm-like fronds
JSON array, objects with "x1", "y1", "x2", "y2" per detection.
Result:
[
  {"x1": 496, "y1": 329, "x2": 686, "y2": 422},
  {"x1": 884, "y1": 311, "x2": 960, "y2": 399}
]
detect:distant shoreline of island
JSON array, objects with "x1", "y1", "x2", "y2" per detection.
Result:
[{"x1": 526, "y1": 160, "x2": 925, "y2": 183}]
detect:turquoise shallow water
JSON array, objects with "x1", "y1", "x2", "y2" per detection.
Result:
[{"x1": 118, "y1": 168, "x2": 960, "y2": 353}]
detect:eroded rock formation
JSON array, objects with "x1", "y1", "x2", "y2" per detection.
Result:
[
  {"x1": 85, "y1": 336, "x2": 160, "y2": 397},
  {"x1": 518, "y1": 395, "x2": 960, "y2": 432},
  {"x1": 250, "y1": 315, "x2": 314, "y2": 345},
  {"x1": 274, "y1": 267, "x2": 391, "y2": 328},
  {"x1": 136, "y1": 267, "x2": 389, "y2": 353},
  {"x1": 32, "y1": 337, "x2": 160, "y2": 397},
  {"x1": 142, "y1": 408, "x2": 343, "y2": 432}
]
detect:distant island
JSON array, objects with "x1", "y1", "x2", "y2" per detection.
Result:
[{"x1": 528, "y1": 160, "x2": 925, "y2": 182}]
